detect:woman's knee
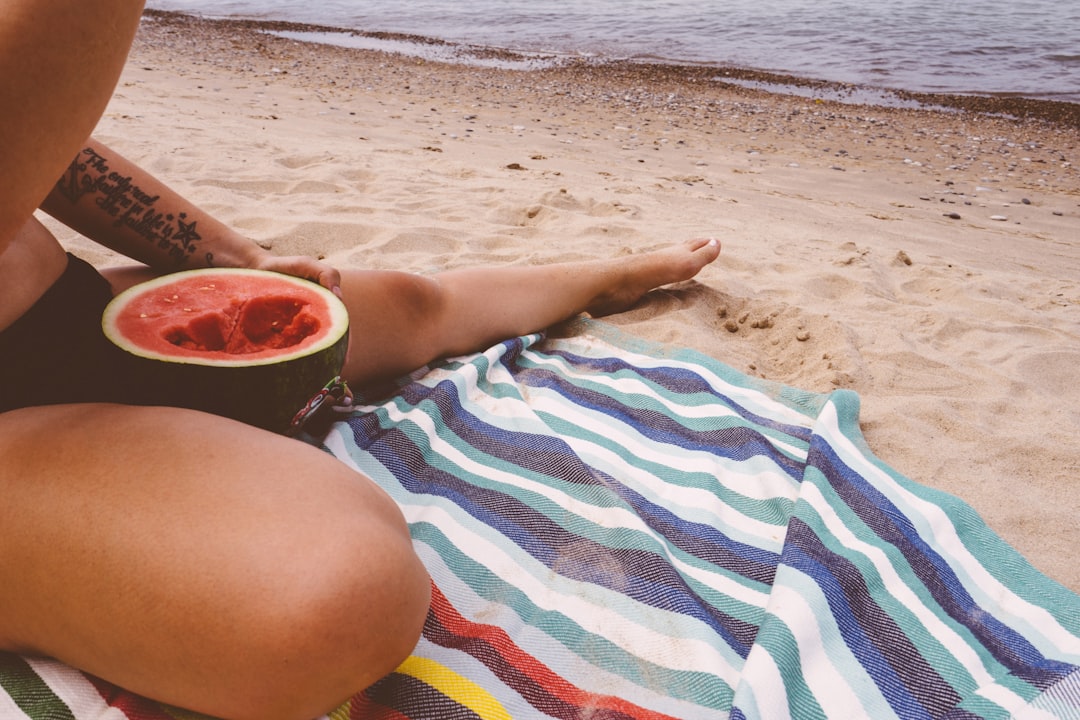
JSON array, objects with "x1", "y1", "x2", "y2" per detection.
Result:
[
  {"x1": 234, "y1": 507, "x2": 431, "y2": 719},
  {"x1": 196, "y1": 425, "x2": 431, "y2": 714},
  {"x1": 340, "y1": 269, "x2": 450, "y2": 382}
]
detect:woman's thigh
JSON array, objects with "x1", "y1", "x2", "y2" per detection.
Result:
[{"x1": 0, "y1": 402, "x2": 429, "y2": 720}]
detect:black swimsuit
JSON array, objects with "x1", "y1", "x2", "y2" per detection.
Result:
[{"x1": 0, "y1": 254, "x2": 138, "y2": 413}]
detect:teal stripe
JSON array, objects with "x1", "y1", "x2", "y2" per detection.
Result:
[
  {"x1": 742, "y1": 614, "x2": 828, "y2": 720},
  {"x1": 535, "y1": 405, "x2": 799, "y2": 536},
  {"x1": 822, "y1": 393, "x2": 1080, "y2": 644},
  {"x1": 365, "y1": 395, "x2": 777, "y2": 630},
  {"x1": 515, "y1": 351, "x2": 815, "y2": 463},
  {"x1": 411, "y1": 522, "x2": 736, "y2": 711},
  {"x1": 788, "y1": 496, "x2": 986, "y2": 702},
  {"x1": 407, "y1": 465, "x2": 759, "y2": 667},
  {"x1": 535, "y1": 320, "x2": 832, "y2": 421}
]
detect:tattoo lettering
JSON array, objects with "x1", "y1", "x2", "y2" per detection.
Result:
[{"x1": 56, "y1": 147, "x2": 202, "y2": 265}]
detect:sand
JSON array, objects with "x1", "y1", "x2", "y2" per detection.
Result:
[{"x1": 50, "y1": 11, "x2": 1079, "y2": 593}]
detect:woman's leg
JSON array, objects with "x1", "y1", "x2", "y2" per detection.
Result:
[
  {"x1": 103, "y1": 237, "x2": 720, "y2": 387},
  {"x1": 339, "y1": 237, "x2": 721, "y2": 385},
  {"x1": 0, "y1": 403, "x2": 430, "y2": 720}
]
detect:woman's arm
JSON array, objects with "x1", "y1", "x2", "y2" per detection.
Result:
[
  {"x1": 42, "y1": 139, "x2": 261, "y2": 270},
  {"x1": 40, "y1": 139, "x2": 341, "y2": 292},
  {"x1": 0, "y1": 2, "x2": 144, "y2": 250}
]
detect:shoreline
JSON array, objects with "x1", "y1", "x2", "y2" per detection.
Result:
[
  {"x1": 77, "y1": 10, "x2": 1078, "y2": 592},
  {"x1": 145, "y1": 9, "x2": 1080, "y2": 127}
]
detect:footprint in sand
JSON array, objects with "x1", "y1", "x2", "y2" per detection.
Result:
[
  {"x1": 712, "y1": 297, "x2": 868, "y2": 390},
  {"x1": 275, "y1": 153, "x2": 335, "y2": 170}
]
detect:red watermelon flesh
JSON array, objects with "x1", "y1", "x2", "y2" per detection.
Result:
[
  {"x1": 158, "y1": 295, "x2": 320, "y2": 355},
  {"x1": 106, "y1": 270, "x2": 346, "y2": 366}
]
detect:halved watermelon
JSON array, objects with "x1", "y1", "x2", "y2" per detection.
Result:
[{"x1": 102, "y1": 268, "x2": 350, "y2": 433}]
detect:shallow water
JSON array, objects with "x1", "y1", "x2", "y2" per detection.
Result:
[{"x1": 146, "y1": 0, "x2": 1080, "y2": 102}]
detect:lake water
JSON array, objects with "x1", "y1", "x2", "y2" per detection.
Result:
[{"x1": 146, "y1": 0, "x2": 1080, "y2": 103}]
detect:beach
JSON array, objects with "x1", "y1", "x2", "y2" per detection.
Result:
[{"x1": 57, "y1": 11, "x2": 1079, "y2": 592}]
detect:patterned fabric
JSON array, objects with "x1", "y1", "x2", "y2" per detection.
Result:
[{"x1": 3, "y1": 320, "x2": 1078, "y2": 719}]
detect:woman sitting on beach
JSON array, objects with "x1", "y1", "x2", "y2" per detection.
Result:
[{"x1": 0, "y1": 3, "x2": 719, "y2": 720}]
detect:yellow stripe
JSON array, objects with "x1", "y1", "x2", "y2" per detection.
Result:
[
  {"x1": 397, "y1": 655, "x2": 512, "y2": 720},
  {"x1": 327, "y1": 702, "x2": 353, "y2": 720}
]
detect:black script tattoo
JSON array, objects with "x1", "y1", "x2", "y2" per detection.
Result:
[{"x1": 55, "y1": 147, "x2": 202, "y2": 265}]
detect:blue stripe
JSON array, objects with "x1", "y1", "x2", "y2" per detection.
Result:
[
  {"x1": 352, "y1": 417, "x2": 762, "y2": 658},
  {"x1": 363, "y1": 374, "x2": 784, "y2": 581},
  {"x1": 785, "y1": 518, "x2": 955, "y2": 718},
  {"x1": 505, "y1": 364, "x2": 809, "y2": 480},
  {"x1": 606, "y1": 476, "x2": 780, "y2": 586},
  {"x1": 808, "y1": 439, "x2": 1076, "y2": 687},
  {"x1": 535, "y1": 347, "x2": 815, "y2": 442}
]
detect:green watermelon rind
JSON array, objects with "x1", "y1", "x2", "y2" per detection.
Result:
[{"x1": 102, "y1": 268, "x2": 350, "y2": 433}]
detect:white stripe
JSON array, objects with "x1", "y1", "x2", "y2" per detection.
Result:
[
  {"x1": 817, "y1": 402, "x2": 1080, "y2": 658},
  {"x1": 767, "y1": 583, "x2": 877, "y2": 719},
  {"x1": 379, "y1": 396, "x2": 676, "y2": 527},
  {"x1": 414, "y1": 546, "x2": 727, "y2": 718},
  {"x1": 800, "y1": 480, "x2": 1032, "y2": 711},
  {"x1": 534, "y1": 335, "x2": 817, "y2": 428},
  {"x1": 556, "y1": 422, "x2": 793, "y2": 549},
  {"x1": 527, "y1": 391, "x2": 797, "y2": 557},
  {"x1": 671, "y1": 547, "x2": 773, "y2": 609},
  {"x1": 529, "y1": 390, "x2": 803, "y2": 502},
  {"x1": 736, "y1": 645, "x2": 793, "y2": 719},
  {"x1": 524, "y1": 348, "x2": 815, "y2": 440},
  {"x1": 0, "y1": 688, "x2": 29, "y2": 720},
  {"x1": 401, "y1": 502, "x2": 744, "y2": 683},
  {"x1": 976, "y1": 683, "x2": 1063, "y2": 720},
  {"x1": 23, "y1": 657, "x2": 125, "y2": 719},
  {"x1": 381, "y1": 392, "x2": 776, "y2": 609}
]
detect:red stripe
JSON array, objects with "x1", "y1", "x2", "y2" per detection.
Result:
[
  {"x1": 349, "y1": 692, "x2": 414, "y2": 720},
  {"x1": 427, "y1": 583, "x2": 680, "y2": 720},
  {"x1": 87, "y1": 674, "x2": 177, "y2": 720}
]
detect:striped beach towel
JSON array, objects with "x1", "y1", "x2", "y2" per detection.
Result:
[{"x1": 3, "y1": 319, "x2": 1078, "y2": 718}]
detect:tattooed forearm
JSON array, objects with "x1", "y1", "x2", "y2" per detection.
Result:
[{"x1": 55, "y1": 147, "x2": 202, "y2": 265}]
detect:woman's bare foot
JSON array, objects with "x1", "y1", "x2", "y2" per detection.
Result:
[{"x1": 585, "y1": 237, "x2": 721, "y2": 317}]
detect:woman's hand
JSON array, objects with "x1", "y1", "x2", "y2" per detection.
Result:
[{"x1": 250, "y1": 253, "x2": 343, "y2": 297}]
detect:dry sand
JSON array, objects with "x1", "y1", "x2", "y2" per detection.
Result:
[{"x1": 52, "y1": 12, "x2": 1079, "y2": 592}]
